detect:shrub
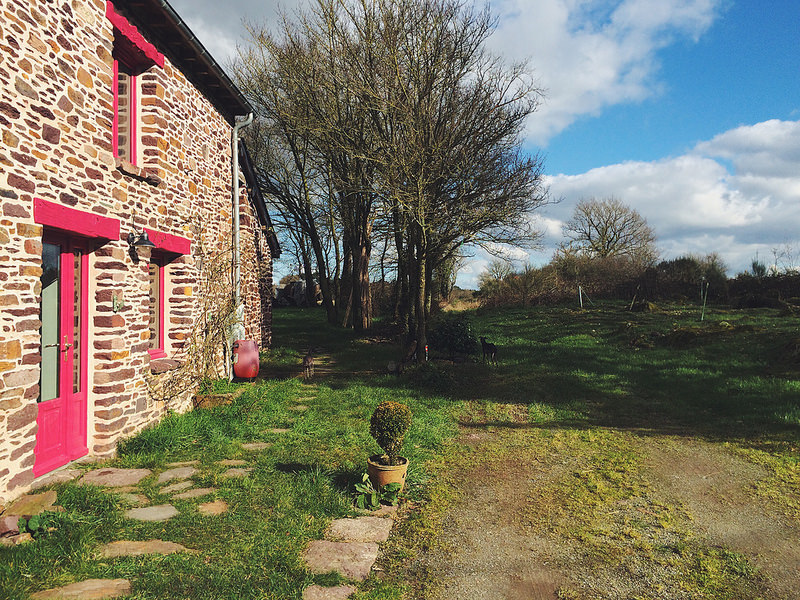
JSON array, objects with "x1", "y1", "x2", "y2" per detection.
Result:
[
  {"x1": 369, "y1": 401, "x2": 412, "y2": 466},
  {"x1": 428, "y1": 313, "x2": 478, "y2": 356}
]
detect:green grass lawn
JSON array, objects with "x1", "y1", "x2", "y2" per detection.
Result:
[{"x1": 1, "y1": 303, "x2": 797, "y2": 599}]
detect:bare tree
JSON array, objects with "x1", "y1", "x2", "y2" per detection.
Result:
[
  {"x1": 564, "y1": 197, "x2": 657, "y2": 265},
  {"x1": 360, "y1": 0, "x2": 548, "y2": 352},
  {"x1": 237, "y1": 0, "x2": 548, "y2": 340}
]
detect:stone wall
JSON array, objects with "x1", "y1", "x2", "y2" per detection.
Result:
[{"x1": 0, "y1": 0, "x2": 271, "y2": 501}]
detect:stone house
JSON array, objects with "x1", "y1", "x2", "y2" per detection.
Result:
[{"x1": 0, "y1": 0, "x2": 279, "y2": 502}]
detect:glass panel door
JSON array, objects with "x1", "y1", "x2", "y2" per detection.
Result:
[
  {"x1": 72, "y1": 249, "x2": 82, "y2": 394},
  {"x1": 40, "y1": 242, "x2": 60, "y2": 402}
]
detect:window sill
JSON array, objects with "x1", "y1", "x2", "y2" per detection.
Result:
[
  {"x1": 115, "y1": 158, "x2": 164, "y2": 187},
  {"x1": 150, "y1": 357, "x2": 182, "y2": 375}
]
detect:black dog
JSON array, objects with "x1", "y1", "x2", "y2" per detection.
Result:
[{"x1": 479, "y1": 337, "x2": 497, "y2": 364}]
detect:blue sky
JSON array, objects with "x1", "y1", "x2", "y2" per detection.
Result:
[
  {"x1": 541, "y1": 0, "x2": 800, "y2": 175},
  {"x1": 168, "y1": 0, "x2": 800, "y2": 288}
]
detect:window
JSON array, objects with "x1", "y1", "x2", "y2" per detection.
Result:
[
  {"x1": 148, "y1": 255, "x2": 166, "y2": 359},
  {"x1": 113, "y1": 60, "x2": 137, "y2": 164},
  {"x1": 142, "y1": 229, "x2": 191, "y2": 362},
  {"x1": 106, "y1": 2, "x2": 164, "y2": 165}
]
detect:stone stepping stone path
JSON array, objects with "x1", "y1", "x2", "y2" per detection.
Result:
[
  {"x1": 172, "y1": 487, "x2": 216, "y2": 500},
  {"x1": 30, "y1": 578, "x2": 131, "y2": 599},
  {"x1": 241, "y1": 442, "x2": 273, "y2": 451},
  {"x1": 167, "y1": 460, "x2": 199, "y2": 467},
  {"x1": 30, "y1": 468, "x2": 81, "y2": 491},
  {"x1": 156, "y1": 466, "x2": 198, "y2": 484},
  {"x1": 268, "y1": 428, "x2": 291, "y2": 434},
  {"x1": 125, "y1": 504, "x2": 179, "y2": 522},
  {"x1": 289, "y1": 405, "x2": 309, "y2": 412},
  {"x1": 161, "y1": 480, "x2": 194, "y2": 494},
  {"x1": 4, "y1": 490, "x2": 60, "y2": 516},
  {"x1": 116, "y1": 492, "x2": 148, "y2": 506},
  {"x1": 303, "y1": 513, "x2": 397, "y2": 595},
  {"x1": 326, "y1": 516, "x2": 393, "y2": 543},
  {"x1": 304, "y1": 541, "x2": 379, "y2": 581},
  {"x1": 218, "y1": 459, "x2": 247, "y2": 466},
  {"x1": 80, "y1": 468, "x2": 151, "y2": 487},
  {"x1": 222, "y1": 467, "x2": 252, "y2": 478},
  {"x1": 98, "y1": 539, "x2": 196, "y2": 558}
]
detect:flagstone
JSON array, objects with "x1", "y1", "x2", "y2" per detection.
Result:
[
  {"x1": 80, "y1": 468, "x2": 151, "y2": 488},
  {"x1": 304, "y1": 541, "x2": 379, "y2": 581},
  {"x1": 31, "y1": 469, "x2": 81, "y2": 490},
  {"x1": 30, "y1": 579, "x2": 131, "y2": 599},
  {"x1": 116, "y1": 493, "x2": 149, "y2": 506},
  {"x1": 221, "y1": 468, "x2": 252, "y2": 478},
  {"x1": 198, "y1": 500, "x2": 228, "y2": 516},
  {"x1": 156, "y1": 466, "x2": 198, "y2": 484},
  {"x1": 98, "y1": 540, "x2": 196, "y2": 558},
  {"x1": 124, "y1": 504, "x2": 179, "y2": 522},
  {"x1": 289, "y1": 404, "x2": 308, "y2": 412},
  {"x1": 241, "y1": 442, "x2": 272, "y2": 451},
  {"x1": 1, "y1": 515, "x2": 20, "y2": 536},
  {"x1": 326, "y1": 516, "x2": 393, "y2": 543},
  {"x1": 172, "y1": 487, "x2": 216, "y2": 500},
  {"x1": 302, "y1": 584, "x2": 356, "y2": 600},
  {"x1": 268, "y1": 428, "x2": 290, "y2": 434},
  {"x1": 5, "y1": 491, "x2": 58, "y2": 516},
  {"x1": 218, "y1": 459, "x2": 247, "y2": 466},
  {"x1": 0, "y1": 532, "x2": 34, "y2": 547},
  {"x1": 161, "y1": 480, "x2": 194, "y2": 494}
]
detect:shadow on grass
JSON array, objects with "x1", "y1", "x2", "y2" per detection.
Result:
[
  {"x1": 273, "y1": 462, "x2": 364, "y2": 494},
  {"x1": 270, "y1": 305, "x2": 800, "y2": 451}
]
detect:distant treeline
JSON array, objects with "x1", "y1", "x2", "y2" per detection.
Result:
[{"x1": 473, "y1": 254, "x2": 800, "y2": 310}]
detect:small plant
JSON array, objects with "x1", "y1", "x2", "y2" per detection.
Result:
[
  {"x1": 380, "y1": 482, "x2": 402, "y2": 506},
  {"x1": 370, "y1": 401, "x2": 412, "y2": 466},
  {"x1": 354, "y1": 474, "x2": 403, "y2": 510},
  {"x1": 17, "y1": 513, "x2": 53, "y2": 539},
  {"x1": 355, "y1": 473, "x2": 380, "y2": 510}
]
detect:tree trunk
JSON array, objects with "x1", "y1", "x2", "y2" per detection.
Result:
[
  {"x1": 301, "y1": 243, "x2": 316, "y2": 307},
  {"x1": 339, "y1": 245, "x2": 353, "y2": 328}
]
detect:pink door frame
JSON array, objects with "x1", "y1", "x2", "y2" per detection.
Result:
[
  {"x1": 32, "y1": 198, "x2": 120, "y2": 477},
  {"x1": 33, "y1": 232, "x2": 90, "y2": 476}
]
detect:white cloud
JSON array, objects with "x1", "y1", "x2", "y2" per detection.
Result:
[
  {"x1": 489, "y1": 0, "x2": 722, "y2": 144},
  {"x1": 695, "y1": 119, "x2": 800, "y2": 178},
  {"x1": 536, "y1": 118, "x2": 800, "y2": 276}
]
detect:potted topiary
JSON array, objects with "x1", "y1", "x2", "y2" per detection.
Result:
[{"x1": 367, "y1": 401, "x2": 412, "y2": 492}]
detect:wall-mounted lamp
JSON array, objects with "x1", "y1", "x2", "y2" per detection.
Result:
[
  {"x1": 127, "y1": 229, "x2": 155, "y2": 263},
  {"x1": 127, "y1": 230, "x2": 156, "y2": 248}
]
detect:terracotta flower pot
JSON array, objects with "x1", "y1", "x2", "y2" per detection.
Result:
[{"x1": 367, "y1": 454, "x2": 409, "y2": 492}]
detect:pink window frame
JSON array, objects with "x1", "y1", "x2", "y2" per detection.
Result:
[
  {"x1": 106, "y1": 1, "x2": 164, "y2": 166},
  {"x1": 145, "y1": 229, "x2": 191, "y2": 361},
  {"x1": 112, "y1": 59, "x2": 137, "y2": 165},
  {"x1": 34, "y1": 198, "x2": 121, "y2": 240}
]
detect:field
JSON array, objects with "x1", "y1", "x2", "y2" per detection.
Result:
[{"x1": 1, "y1": 303, "x2": 798, "y2": 599}]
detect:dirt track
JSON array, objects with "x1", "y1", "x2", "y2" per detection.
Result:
[{"x1": 413, "y1": 429, "x2": 799, "y2": 600}]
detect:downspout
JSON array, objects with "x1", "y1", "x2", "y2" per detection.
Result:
[{"x1": 231, "y1": 113, "x2": 253, "y2": 356}]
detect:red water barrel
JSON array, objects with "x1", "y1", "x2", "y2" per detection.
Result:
[{"x1": 232, "y1": 339, "x2": 259, "y2": 379}]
